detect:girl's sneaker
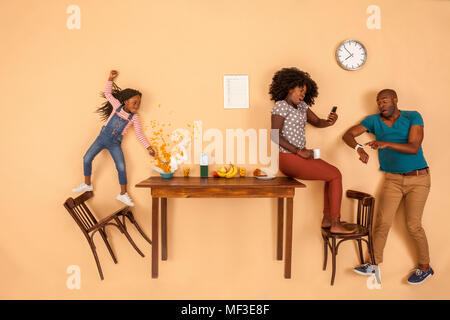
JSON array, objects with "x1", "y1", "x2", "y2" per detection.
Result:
[
  {"x1": 117, "y1": 193, "x2": 135, "y2": 207},
  {"x1": 72, "y1": 183, "x2": 93, "y2": 193},
  {"x1": 407, "y1": 267, "x2": 434, "y2": 285}
]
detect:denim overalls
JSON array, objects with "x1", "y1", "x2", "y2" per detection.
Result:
[{"x1": 83, "y1": 105, "x2": 134, "y2": 185}]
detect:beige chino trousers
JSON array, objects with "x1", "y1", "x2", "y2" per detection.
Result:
[{"x1": 372, "y1": 171, "x2": 431, "y2": 265}]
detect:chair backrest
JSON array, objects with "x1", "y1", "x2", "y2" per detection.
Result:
[
  {"x1": 63, "y1": 191, "x2": 98, "y2": 233},
  {"x1": 346, "y1": 190, "x2": 375, "y2": 230}
]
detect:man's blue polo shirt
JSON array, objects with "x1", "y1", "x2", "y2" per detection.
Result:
[{"x1": 360, "y1": 110, "x2": 428, "y2": 173}]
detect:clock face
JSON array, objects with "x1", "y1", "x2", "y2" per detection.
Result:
[{"x1": 336, "y1": 40, "x2": 367, "y2": 71}]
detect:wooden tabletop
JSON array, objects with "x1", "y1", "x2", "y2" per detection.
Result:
[{"x1": 135, "y1": 176, "x2": 306, "y2": 189}]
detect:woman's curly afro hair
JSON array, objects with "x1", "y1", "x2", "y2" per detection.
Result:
[{"x1": 269, "y1": 67, "x2": 318, "y2": 106}]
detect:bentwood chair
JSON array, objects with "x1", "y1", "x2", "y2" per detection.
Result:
[
  {"x1": 321, "y1": 190, "x2": 375, "y2": 285},
  {"x1": 63, "y1": 191, "x2": 152, "y2": 280}
]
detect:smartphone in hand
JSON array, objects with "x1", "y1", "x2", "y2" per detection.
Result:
[{"x1": 327, "y1": 106, "x2": 338, "y2": 124}]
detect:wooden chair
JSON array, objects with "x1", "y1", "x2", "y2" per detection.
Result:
[
  {"x1": 321, "y1": 190, "x2": 375, "y2": 285},
  {"x1": 63, "y1": 191, "x2": 152, "y2": 280}
]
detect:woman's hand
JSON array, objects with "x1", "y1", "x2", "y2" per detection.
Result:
[
  {"x1": 327, "y1": 112, "x2": 338, "y2": 126},
  {"x1": 147, "y1": 146, "x2": 156, "y2": 157},
  {"x1": 108, "y1": 70, "x2": 119, "y2": 81},
  {"x1": 307, "y1": 108, "x2": 337, "y2": 128},
  {"x1": 297, "y1": 148, "x2": 314, "y2": 159}
]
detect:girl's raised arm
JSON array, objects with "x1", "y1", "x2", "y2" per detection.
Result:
[{"x1": 105, "y1": 70, "x2": 122, "y2": 110}]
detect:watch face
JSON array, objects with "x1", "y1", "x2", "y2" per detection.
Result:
[{"x1": 336, "y1": 40, "x2": 367, "y2": 70}]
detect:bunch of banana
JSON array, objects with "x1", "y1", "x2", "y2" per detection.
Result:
[
  {"x1": 225, "y1": 164, "x2": 238, "y2": 178},
  {"x1": 214, "y1": 164, "x2": 238, "y2": 178},
  {"x1": 215, "y1": 166, "x2": 227, "y2": 177}
]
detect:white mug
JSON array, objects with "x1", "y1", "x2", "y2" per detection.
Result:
[{"x1": 313, "y1": 149, "x2": 321, "y2": 159}]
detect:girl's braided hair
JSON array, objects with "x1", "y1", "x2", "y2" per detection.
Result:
[{"x1": 96, "y1": 82, "x2": 142, "y2": 121}]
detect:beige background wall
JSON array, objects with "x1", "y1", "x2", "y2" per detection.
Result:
[{"x1": 1, "y1": 0, "x2": 449, "y2": 299}]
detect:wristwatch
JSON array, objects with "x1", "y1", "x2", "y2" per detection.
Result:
[{"x1": 355, "y1": 144, "x2": 363, "y2": 151}]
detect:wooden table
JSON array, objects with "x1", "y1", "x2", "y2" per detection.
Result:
[{"x1": 135, "y1": 176, "x2": 306, "y2": 279}]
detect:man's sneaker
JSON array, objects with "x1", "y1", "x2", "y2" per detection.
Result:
[
  {"x1": 117, "y1": 193, "x2": 135, "y2": 207},
  {"x1": 407, "y1": 267, "x2": 434, "y2": 285},
  {"x1": 354, "y1": 263, "x2": 377, "y2": 276},
  {"x1": 72, "y1": 183, "x2": 93, "y2": 193}
]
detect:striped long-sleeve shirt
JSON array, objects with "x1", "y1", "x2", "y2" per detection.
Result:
[{"x1": 104, "y1": 81, "x2": 151, "y2": 149}]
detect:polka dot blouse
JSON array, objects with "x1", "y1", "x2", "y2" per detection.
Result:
[{"x1": 271, "y1": 100, "x2": 309, "y2": 153}]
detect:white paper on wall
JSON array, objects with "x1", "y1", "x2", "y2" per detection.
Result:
[{"x1": 223, "y1": 75, "x2": 249, "y2": 109}]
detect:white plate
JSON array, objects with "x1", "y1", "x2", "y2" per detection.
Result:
[{"x1": 255, "y1": 175, "x2": 276, "y2": 180}]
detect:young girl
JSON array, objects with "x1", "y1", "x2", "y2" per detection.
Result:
[{"x1": 72, "y1": 70, "x2": 156, "y2": 206}]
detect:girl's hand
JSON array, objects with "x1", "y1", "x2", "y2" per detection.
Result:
[
  {"x1": 108, "y1": 70, "x2": 119, "y2": 81},
  {"x1": 147, "y1": 146, "x2": 156, "y2": 157}
]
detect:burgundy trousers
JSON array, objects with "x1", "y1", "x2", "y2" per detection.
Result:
[{"x1": 279, "y1": 152, "x2": 343, "y2": 218}]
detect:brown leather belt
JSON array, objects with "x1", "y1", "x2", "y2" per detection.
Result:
[{"x1": 401, "y1": 168, "x2": 429, "y2": 176}]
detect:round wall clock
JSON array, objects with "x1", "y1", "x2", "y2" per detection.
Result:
[{"x1": 336, "y1": 40, "x2": 367, "y2": 71}]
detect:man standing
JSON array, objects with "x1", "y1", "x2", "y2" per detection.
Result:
[{"x1": 342, "y1": 89, "x2": 434, "y2": 285}]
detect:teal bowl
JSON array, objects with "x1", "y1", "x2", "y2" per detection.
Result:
[{"x1": 160, "y1": 172, "x2": 174, "y2": 179}]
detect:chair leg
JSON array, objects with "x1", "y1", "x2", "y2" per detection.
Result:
[
  {"x1": 88, "y1": 239, "x2": 104, "y2": 280},
  {"x1": 115, "y1": 217, "x2": 145, "y2": 257},
  {"x1": 331, "y1": 237, "x2": 337, "y2": 286},
  {"x1": 323, "y1": 236, "x2": 328, "y2": 271},
  {"x1": 126, "y1": 211, "x2": 152, "y2": 245},
  {"x1": 100, "y1": 228, "x2": 118, "y2": 264},
  {"x1": 357, "y1": 239, "x2": 364, "y2": 265},
  {"x1": 121, "y1": 214, "x2": 128, "y2": 231}
]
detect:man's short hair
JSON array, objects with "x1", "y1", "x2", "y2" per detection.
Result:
[{"x1": 377, "y1": 89, "x2": 397, "y2": 99}]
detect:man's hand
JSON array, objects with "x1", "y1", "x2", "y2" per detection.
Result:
[
  {"x1": 147, "y1": 146, "x2": 156, "y2": 157},
  {"x1": 327, "y1": 112, "x2": 338, "y2": 126},
  {"x1": 108, "y1": 70, "x2": 119, "y2": 81},
  {"x1": 366, "y1": 140, "x2": 390, "y2": 150},
  {"x1": 357, "y1": 148, "x2": 369, "y2": 164}
]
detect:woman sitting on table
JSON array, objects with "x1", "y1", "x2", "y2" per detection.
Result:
[{"x1": 270, "y1": 67, "x2": 355, "y2": 234}]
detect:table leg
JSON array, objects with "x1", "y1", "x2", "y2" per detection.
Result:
[
  {"x1": 161, "y1": 198, "x2": 167, "y2": 261},
  {"x1": 277, "y1": 198, "x2": 284, "y2": 260},
  {"x1": 284, "y1": 197, "x2": 293, "y2": 279},
  {"x1": 152, "y1": 197, "x2": 159, "y2": 278}
]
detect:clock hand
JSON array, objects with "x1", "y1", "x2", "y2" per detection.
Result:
[
  {"x1": 344, "y1": 53, "x2": 354, "y2": 61},
  {"x1": 344, "y1": 45, "x2": 351, "y2": 55}
]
